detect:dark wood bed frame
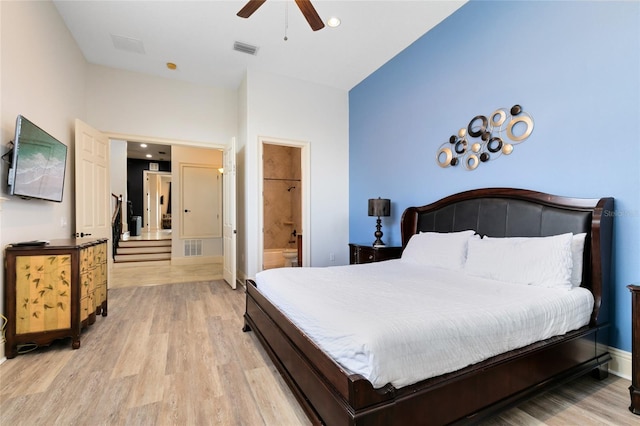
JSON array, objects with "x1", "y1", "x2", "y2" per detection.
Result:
[{"x1": 243, "y1": 188, "x2": 614, "y2": 425}]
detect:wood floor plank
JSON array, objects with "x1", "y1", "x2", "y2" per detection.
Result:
[
  {"x1": 1, "y1": 346, "x2": 74, "y2": 397},
  {"x1": 123, "y1": 400, "x2": 162, "y2": 426},
  {"x1": 245, "y1": 366, "x2": 312, "y2": 425},
  {"x1": 489, "y1": 409, "x2": 545, "y2": 426},
  {"x1": 127, "y1": 332, "x2": 168, "y2": 408},
  {"x1": 110, "y1": 318, "x2": 153, "y2": 379},
  {"x1": 1, "y1": 277, "x2": 637, "y2": 426},
  {"x1": 216, "y1": 359, "x2": 270, "y2": 425},
  {"x1": 85, "y1": 375, "x2": 136, "y2": 424}
]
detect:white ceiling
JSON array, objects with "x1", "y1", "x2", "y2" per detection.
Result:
[{"x1": 53, "y1": 0, "x2": 466, "y2": 92}]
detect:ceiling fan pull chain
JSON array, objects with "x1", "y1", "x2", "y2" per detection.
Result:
[{"x1": 284, "y1": 1, "x2": 289, "y2": 41}]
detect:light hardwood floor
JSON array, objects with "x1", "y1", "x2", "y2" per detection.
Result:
[
  {"x1": 1, "y1": 275, "x2": 638, "y2": 425},
  {"x1": 110, "y1": 262, "x2": 224, "y2": 288},
  {"x1": 1, "y1": 280, "x2": 310, "y2": 425}
]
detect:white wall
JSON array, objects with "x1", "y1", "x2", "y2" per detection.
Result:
[
  {"x1": 85, "y1": 64, "x2": 237, "y2": 145},
  {"x1": 83, "y1": 63, "x2": 239, "y2": 264},
  {"x1": 240, "y1": 69, "x2": 349, "y2": 280},
  {"x1": 0, "y1": 0, "x2": 87, "y2": 360},
  {"x1": 109, "y1": 139, "x2": 128, "y2": 231}
]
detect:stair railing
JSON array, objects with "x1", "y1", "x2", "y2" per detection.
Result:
[{"x1": 111, "y1": 193, "x2": 123, "y2": 260}]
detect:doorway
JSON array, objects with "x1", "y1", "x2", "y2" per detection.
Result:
[
  {"x1": 76, "y1": 120, "x2": 236, "y2": 288},
  {"x1": 109, "y1": 137, "x2": 228, "y2": 280},
  {"x1": 143, "y1": 170, "x2": 172, "y2": 232},
  {"x1": 259, "y1": 137, "x2": 310, "y2": 271}
]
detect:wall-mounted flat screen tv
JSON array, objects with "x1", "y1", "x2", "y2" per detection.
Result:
[{"x1": 7, "y1": 115, "x2": 68, "y2": 202}]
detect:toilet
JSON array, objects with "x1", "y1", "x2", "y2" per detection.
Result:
[{"x1": 282, "y1": 248, "x2": 298, "y2": 267}]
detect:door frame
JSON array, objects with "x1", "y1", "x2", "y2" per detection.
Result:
[
  {"x1": 105, "y1": 131, "x2": 229, "y2": 258},
  {"x1": 258, "y1": 136, "x2": 310, "y2": 270}
]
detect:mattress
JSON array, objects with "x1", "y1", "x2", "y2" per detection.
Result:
[{"x1": 254, "y1": 259, "x2": 594, "y2": 389}]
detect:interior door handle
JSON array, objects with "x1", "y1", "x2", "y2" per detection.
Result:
[{"x1": 184, "y1": 209, "x2": 191, "y2": 213}]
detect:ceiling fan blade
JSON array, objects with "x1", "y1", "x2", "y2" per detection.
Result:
[
  {"x1": 237, "y1": 0, "x2": 267, "y2": 19},
  {"x1": 294, "y1": 0, "x2": 325, "y2": 31}
]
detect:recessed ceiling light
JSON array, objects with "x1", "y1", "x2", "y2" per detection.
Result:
[
  {"x1": 140, "y1": 143, "x2": 147, "y2": 148},
  {"x1": 327, "y1": 17, "x2": 341, "y2": 28},
  {"x1": 166, "y1": 62, "x2": 177, "y2": 70},
  {"x1": 146, "y1": 154, "x2": 152, "y2": 158}
]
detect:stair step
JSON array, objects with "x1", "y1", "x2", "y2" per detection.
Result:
[
  {"x1": 114, "y1": 252, "x2": 172, "y2": 262},
  {"x1": 119, "y1": 240, "x2": 171, "y2": 248},
  {"x1": 113, "y1": 259, "x2": 172, "y2": 268},
  {"x1": 117, "y1": 246, "x2": 171, "y2": 255}
]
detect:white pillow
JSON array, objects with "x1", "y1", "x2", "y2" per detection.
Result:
[
  {"x1": 402, "y1": 230, "x2": 477, "y2": 270},
  {"x1": 464, "y1": 233, "x2": 574, "y2": 289},
  {"x1": 570, "y1": 233, "x2": 587, "y2": 287}
]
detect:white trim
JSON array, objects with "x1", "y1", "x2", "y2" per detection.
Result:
[
  {"x1": 237, "y1": 269, "x2": 248, "y2": 286},
  {"x1": 609, "y1": 346, "x2": 632, "y2": 380},
  {"x1": 170, "y1": 255, "x2": 222, "y2": 266},
  {"x1": 106, "y1": 132, "x2": 225, "y2": 150}
]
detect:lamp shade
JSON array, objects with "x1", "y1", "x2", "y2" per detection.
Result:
[{"x1": 368, "y1": 198, "x2": 391, "y2": 217}]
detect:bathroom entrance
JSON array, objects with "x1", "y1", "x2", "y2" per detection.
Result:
[{"x1": 262, "y1": 142, "x2": 303, "y2": 269}]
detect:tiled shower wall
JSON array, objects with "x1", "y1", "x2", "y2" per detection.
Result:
[{"x1": 263, "y1": 144, "x2": 301, "y2": 250}]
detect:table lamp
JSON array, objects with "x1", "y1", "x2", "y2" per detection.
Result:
[{"x1": 368, "y1": 198, "x2": 391, "y2": 247}]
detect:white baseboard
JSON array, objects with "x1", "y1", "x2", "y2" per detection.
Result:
[
  {"x1": 170, "y1": 255, "x2": 222, "y2": 266},
  {"x1": 237, "y1": 269, "x2": 248, "y2": 287},
  {"x1": 609, "y1": 346, "x2": 632, "y2": 380}
]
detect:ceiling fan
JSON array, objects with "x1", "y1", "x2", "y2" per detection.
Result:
[{"x1": 237, "y1": 0, "x2": 325, "y2": 31}]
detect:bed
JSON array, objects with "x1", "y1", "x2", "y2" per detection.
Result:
[{"x1": 243, "y1": 188, "x2": 614, "y2": 425}]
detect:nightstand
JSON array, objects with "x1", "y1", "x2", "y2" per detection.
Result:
[{"x1": 349, "y1": 243, "x2": 403, "y2": 265}]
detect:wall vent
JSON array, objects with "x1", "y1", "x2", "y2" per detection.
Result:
[
  {"x1": 233, "y1": 41, "x2": 259, "y2": 56},
  {"x1": 184, "y1": 239, "x2": 203, "y2": 257}
]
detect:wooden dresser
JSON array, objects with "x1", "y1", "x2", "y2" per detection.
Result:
[
  {"x1": 4, "y1": 238, "x2": 108, "y2": 358},
  {"x1": 629, "y1": 284, "x2": 640, "y2": 415}
]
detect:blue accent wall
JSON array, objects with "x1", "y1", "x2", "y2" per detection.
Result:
[{"x1": 349, "y1": 1, "x2": 639, "y2": 352}]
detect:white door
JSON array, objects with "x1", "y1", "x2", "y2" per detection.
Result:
[
  {"x1": 74, "y1": 119, "x2": 111, "y2": 248},
  {"x1": 180, "y1": 165, "x2": 221, "y2": 238},
  {"x1": 223, "y1": 138, "x2": 237, "y2": 289}
]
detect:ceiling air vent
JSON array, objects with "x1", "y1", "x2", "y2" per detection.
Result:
[
  {"x1": 111, "y1": 34, "x2": 146, "y2": 54},
  {"x1": 233, "y1": 41, "x2": 259, "y2": 56}
]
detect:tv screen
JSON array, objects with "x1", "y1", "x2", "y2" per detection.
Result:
[{"x1": 8, "y1": 115, "x2": 68, "y2": 202}]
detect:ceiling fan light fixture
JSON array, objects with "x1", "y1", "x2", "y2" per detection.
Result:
[
  {"x1": 237, "y1": 0, "x2": 324, "y2": 31},
  {"x1": 327, "y1": 16, "x2": 341, "y2": 28}
]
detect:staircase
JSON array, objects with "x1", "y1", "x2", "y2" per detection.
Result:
[{"x1": 114, "y1": 237, "x2": 172, "y2": 266}]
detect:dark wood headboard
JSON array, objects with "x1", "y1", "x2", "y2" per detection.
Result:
[{"x1": 400, "y1": 188, "x2": 614, "y2": 326}]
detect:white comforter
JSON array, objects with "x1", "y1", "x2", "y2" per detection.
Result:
[{"x1": 254, "y1": 260, "x2": 594, "y2": 389}]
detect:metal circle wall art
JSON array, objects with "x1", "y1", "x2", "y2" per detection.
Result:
[{"x1": 436, "y1": 105, "x2": 534, "y2": 170}]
